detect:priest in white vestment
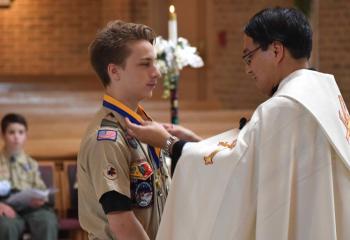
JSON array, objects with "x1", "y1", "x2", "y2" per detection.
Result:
[{"x1": 125, "y1": 7, "x2": 350, "y2": 240}]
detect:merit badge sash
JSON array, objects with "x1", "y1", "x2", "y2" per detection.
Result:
[{"x1": 102, "y1": 95, "x2": 161, "y2": 169}]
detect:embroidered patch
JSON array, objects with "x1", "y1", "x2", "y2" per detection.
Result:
[
  {"x1": 130, "y1": 161, "x2": 153, "y2": 181},
  {"x1": 125, "y1": 134, "x2": 138, "y2": 149},
  {"x1": 97, "y1": 130, "x2": 117, "y2": 141},
  {"x1": 135, "y1": 182, "x2": 153, "y2": 207},
  {"x1": 134, "y1": 158, "x2": 147, "y2": 163},
  {"x1": 104, "y1": 164, "x2": 117, "y2": 180}
]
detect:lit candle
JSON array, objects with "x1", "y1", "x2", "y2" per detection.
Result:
[{"x1": 168, "y1": 5, "x2": 177, "y2": 44}]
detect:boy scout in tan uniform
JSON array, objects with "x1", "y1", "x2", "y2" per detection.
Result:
[
  {"x1": 78, "y1": 97, "x2": 170, "y2": 240},
  {"x1": 0, "y1": 113, "x2": 58, "y2": 240},
  {"x1": 78, "y1": 21, "x2": 170, "y2": 240}
]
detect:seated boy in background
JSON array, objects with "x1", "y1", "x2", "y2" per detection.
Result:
[{"x1": 0, "y1": 113, "x2": 58, "y2": 240}]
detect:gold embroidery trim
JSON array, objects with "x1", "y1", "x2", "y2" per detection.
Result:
[
  {"x1": 203, "y1": 139, "x2": 237, "y2": 165},
  {"x1": 338, "y1": 95, "x2": 350, "y2": 143}
]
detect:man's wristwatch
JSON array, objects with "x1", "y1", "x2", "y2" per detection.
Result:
[{"x1": 163, "y1": 135, "x2": 178, "y2": 156}]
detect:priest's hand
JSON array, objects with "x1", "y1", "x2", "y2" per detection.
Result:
[
  {"x1": 0, "y1": 202, "x2": 16, "y2": 218},
  {"x1": 125, "y1": 118, "x2": 171, "y2": 148},
  {"x1": 162, "y1": 123, "x2": 202, "y2": 142}
]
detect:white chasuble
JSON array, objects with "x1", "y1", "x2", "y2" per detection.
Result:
[{"x1": 157, "y1": 69, "x2": 350, "y2": 240}]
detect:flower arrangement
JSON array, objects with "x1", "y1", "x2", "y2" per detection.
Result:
[{"x1": 155, "y1": 36, "x2": 204, "y2": 99}]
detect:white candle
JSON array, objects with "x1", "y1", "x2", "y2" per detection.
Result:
[{"x1": 168, "y1": 5, "x2": 177, "y2": 44}]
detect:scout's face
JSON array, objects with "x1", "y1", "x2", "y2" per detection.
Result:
[
  {"x1": 2, "y1": 123, "x2": 27, "y2": 153},
  {"x1": 242, "y1": 34, "x2": 279, "y2": 96},
  {"x1": 116, "y1": 40, "x2": 160, "y2": 102}
]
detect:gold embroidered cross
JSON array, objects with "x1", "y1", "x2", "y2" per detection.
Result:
[
  {"x1": 203, "y1": 139, "x2": 237, "y2": 165},
  {"x1": 338, "y1": 95, "x2": 350, "y2": 143}
]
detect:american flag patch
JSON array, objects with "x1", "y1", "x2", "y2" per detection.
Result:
[{"x1": 97, "y1": 130, "x2": 118, "y2": 141}]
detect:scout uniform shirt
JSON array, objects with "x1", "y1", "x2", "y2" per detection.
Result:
[
  {"x1": 0, "y1": 150, "x2": 46, "y2": 193},
  {"x1": 78, "y1": 95, "x2": 170, "y2": 240}
]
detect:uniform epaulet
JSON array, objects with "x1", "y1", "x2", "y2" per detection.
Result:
[{"x1": 100, "y1": 118, "x2": 119, "y2": 129}]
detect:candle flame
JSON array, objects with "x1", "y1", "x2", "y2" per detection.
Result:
[{"x1": 169, "y1": 5, "x2": 175, "y2": 13}]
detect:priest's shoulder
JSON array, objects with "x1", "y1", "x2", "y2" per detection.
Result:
[{"x1": 257, "y1": 96, "x2": 305, "y2": 118}]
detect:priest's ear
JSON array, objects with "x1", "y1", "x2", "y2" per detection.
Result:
[
  {"x1": 107, "y1": 63, "x2": 121, "y2": 82},
  {"x1": 271, "y1": 41, "x2": 284, "y2": 63}
]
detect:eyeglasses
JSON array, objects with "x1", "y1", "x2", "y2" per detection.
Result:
[{"x1": 242, "y1": 46, "x2": 261, "y2": 65}]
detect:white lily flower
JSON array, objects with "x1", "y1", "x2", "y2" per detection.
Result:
[{"x1": 155, "y1": 35, "x2": 204, "y2": 98}]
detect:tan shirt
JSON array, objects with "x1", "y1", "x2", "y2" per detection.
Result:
[
  {"x1": 0, "y1": 150, "x2": 46, "y2": 192},
  {"x1": 78, "y1": 105, "x2": 170, "y2": 240}
]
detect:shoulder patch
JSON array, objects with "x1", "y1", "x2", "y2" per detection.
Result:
[
  {"x1": 97, "y1": 129, "x2": 118, "y2": 141},
  {"x1": 130, "y1": 161, "x2": 153, "y2": 180},
  {"x1": 125, "y1": 133, "x2": 138, "y2": 149}
]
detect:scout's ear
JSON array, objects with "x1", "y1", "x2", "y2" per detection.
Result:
[{"x1": 107, "y1": 63, "x2": 121, "y2": 82}]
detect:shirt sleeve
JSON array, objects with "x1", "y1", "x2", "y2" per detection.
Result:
[
  {"x1": 99, "y1": 190, "x2": 132, "y2": 213},
  {"x1": 87, "y1": 135, "x2": 132, "y2": 202}
]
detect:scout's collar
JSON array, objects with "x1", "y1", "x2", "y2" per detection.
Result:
[
  {"x1": 103, "y1": 95, "x2": 148, "y2": 124},
  {"x1": 2, "y1": 149, "x2": 26, "y2": 164},
  {"x1": 102, "y1": 95, "x2": 161, "y2": 168}
]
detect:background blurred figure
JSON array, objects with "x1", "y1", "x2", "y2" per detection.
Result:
[{"x1": 0, "y1": 113, "x2": 58, "y2": 240}]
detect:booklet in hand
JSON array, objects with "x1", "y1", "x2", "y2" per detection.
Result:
[{"x1": 6, "y1": 188, "x2": 58, "y2": 207}]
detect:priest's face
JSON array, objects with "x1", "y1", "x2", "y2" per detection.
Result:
[{"x1": 242, "y1": 34, "x2": 278, "y2": 96}]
